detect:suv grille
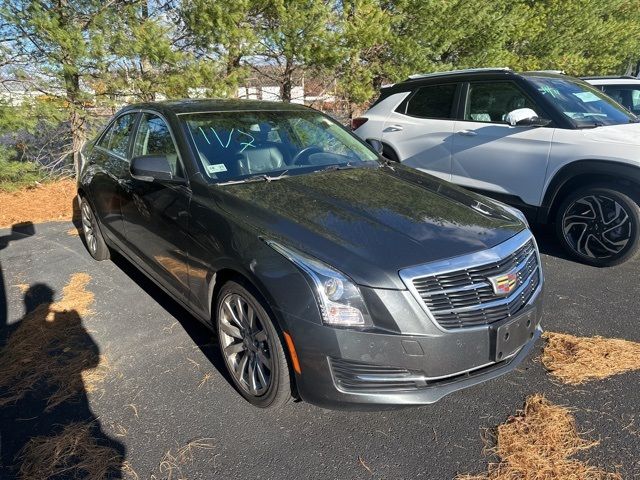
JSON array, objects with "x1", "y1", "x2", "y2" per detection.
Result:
[{"x1": 408, "y1": 238, "x2": 541, "y2": 329}]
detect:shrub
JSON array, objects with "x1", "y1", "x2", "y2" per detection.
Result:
[{"x1": 0, "y1": 145, "x2": 43, "y2": 191}]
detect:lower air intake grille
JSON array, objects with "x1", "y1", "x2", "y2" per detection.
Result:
[{"x1": 329, "y1": 358, "x2": 421, "y2": 392}]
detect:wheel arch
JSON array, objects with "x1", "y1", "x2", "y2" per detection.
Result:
[
  {"x1": 539, "y1": 160, "x2": 640, "y2": 224},
  {"x1": 208, "y1": 266, "x2": 300, "y2": 398}
]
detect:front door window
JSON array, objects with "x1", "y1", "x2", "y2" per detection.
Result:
[{"x1": 133, "y1": 113, "x2": 183, "y2": 178}]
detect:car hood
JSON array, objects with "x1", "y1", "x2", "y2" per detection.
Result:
[
  {"x1": 215, "y1": 165, "x2": 525, "y2": 289},
  {"x1": 580, "y1": 122, "x2": 640, "y2": 146}
]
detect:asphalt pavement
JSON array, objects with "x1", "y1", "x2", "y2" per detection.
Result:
[{"x1": 1, "y1": 221, "x2": 638, "y2": 479}]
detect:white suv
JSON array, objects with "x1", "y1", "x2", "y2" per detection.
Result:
[
  {"x1": 584, "y1": 76, "x2": 640, "y2": 116},
  {"x1": 354, "y1": 68, "x2": 640, "y2": 266}
]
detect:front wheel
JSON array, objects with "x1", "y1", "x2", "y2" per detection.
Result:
[
  {"x1": 215, "y1": 281, "x2": 292, "y2": 408},
  {"x1": 555, "y1": 186, "x2": 640, "y2": 267}
]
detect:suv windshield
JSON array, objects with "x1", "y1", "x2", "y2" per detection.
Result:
[
  {"x1": 528, "y1": 76, "x2": 638, "y2": 127},
  {"x1": 183, "y1": 110, "x2": 379, "y2": 183}
]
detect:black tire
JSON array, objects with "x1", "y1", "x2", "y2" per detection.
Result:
[
  {"x1": 382, "y1": 144, "x2": 400, "y2": 162},
  {"x1": 555, "y1": 185, "x2": 640, "y2": 267},
  {"x1": 215, "y1": 281, "x2": 291, "y2": 408},
  {"x1": 79, "y1": 196, "x2": 110, "y2": 261}
]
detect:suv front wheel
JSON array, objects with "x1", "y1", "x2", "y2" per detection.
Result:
[{"x1": 556, "y1": 186, "x2": 640, "y2": 267}]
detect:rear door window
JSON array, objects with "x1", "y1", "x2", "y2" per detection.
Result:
[
  {"x1": 398, "y1": 84, "x2": 457, "y2": 119},
  {"x1": 107, "y1": 114, "x2": 137, "y2": 158}
]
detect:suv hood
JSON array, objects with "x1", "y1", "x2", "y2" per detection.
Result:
[
  {"x1": 216, "y1": 165, "x2": 525, "y2": 289},
  {"x1": 580, "y1": 122, "x2": 640, "y2": 146}
]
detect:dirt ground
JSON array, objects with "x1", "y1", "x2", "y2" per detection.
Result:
[{"x1": 0, "y1": 180, "x2": 77, "y2": 229}]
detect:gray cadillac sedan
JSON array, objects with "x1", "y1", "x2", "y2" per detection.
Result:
[{"x1": 78, "y1": 99, "x2": 544, "y2": 409}]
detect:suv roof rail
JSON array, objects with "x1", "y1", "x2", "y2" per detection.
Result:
[{"x1": 405, "y1": 67, "x2": 512, "y2": 81}]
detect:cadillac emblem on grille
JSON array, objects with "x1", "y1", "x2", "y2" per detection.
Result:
[{"x1": 489, "y1": 271, "x2": 518, "y2": 296}]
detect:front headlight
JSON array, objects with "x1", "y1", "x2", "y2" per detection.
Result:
[{"x1": 266, "y1": 241, "x2": 372, "y2": 328}]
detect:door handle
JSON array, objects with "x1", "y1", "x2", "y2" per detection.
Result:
[
  {"x1": 457, "y1": 129, "x2": 478, "y2": 137},
  {"x1": 383, "y1": 124, "x2": 404, "y2": 132}
]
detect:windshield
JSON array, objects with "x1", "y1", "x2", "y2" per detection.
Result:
[
  {"x1": 528, "y1": 76, "x2": 638, "y2": 127},
  {"x1": 183, "y1": 110, "x2": 379, "y2": 183}
]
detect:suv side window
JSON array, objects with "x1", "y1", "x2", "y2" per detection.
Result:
[
  {"x1": 133, "y1": 113, "x2": 183, "y2": 177},
  {"x1": 399, "y1": 84, "x2": 457, "y2": 119},
  {"x1": 465, "y1": 82, "x2": 537, "y2": 123},
  {"x1": 106, "y1": 114, "x2": 137, "y2": 157}
]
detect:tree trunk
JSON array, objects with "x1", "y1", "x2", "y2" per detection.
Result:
[
  {"x1": 64, "y1": 71, "x2": 85, "y2": 178},
  {"x1": 281, "y1": 57, "x2": 293, "y2": 102},
  {"x1": 226, "y1": 53, "x2": 242, "y2": 98},
  {"x1": 139, "y1": 1, "x2": 155, "y2": 102}
]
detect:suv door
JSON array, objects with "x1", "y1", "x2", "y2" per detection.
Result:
[
  {"x1": 451, "y1": 81, "x2": 554, "y2": 207},
  {"x1": 88, "y1": 112, "x2": 138, "y2": 243},
  {"x1": 381, "y1": 83, "x2": 459, "y2": 181},
  {"x1": 120, "y1": 111, "x2": 191, "y2": 301}
]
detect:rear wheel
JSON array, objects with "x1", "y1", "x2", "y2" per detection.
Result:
[
  {"x1": 215, "y1": 281, "x2": 291, "y2": 408},
  {"x1": 555, "y1": 186, "x2": 640, "y2": 267},
  {"x1": 80, "y1": 197, "x2": 110, "y2": 261}
]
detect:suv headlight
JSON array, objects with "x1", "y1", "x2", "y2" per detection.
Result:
[{"x1": 267, "y1": 241, "x2": 372, "y2": 328}]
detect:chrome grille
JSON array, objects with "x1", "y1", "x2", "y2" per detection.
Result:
[{"x1": 401, "y1": 232, "x2": 542, "y2": 330}]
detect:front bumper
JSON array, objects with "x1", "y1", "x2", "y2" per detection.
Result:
[{"x1": 279, "y1": 287, "x2": 543, "y2": 410}]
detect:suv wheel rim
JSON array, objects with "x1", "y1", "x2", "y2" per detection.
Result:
[
  {"x1": 219, "y1": 293, "x2": 272, "y2": 396},
  {"x1": 81, "y1": 202, "x2": 97, "y2": 254},
  {"x1": 562, "y1": 194, "x2": 632, "y2": 259}
]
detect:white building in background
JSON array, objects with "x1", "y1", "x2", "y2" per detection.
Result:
[{"x1": 235, "y1": 66, "x2": 335, "y2": 107}]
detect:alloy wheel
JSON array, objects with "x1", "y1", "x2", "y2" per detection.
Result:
[
  {"x1": 219, "y1": 293, "x2": 273, "y2": 397},
  {"x1": 81, "y1": 201, "x2": 98, "y2": 255},
  {"x1": 562, "y1": 194, "x2": 632, "y2": 259}
]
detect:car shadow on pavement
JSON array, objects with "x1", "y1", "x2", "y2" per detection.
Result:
[
  {"x1": 530, "y1": 224, "x2": 576, "y2": 263},
  {"x1": 109, "y1": 250, "x2": 235, "y2": 387},
  {"x1": 0, "y1": 256, "x2": 126, "y2": 477}
]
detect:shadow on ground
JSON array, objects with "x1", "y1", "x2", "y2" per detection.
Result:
[
  {"x1": 109, "y1": 250, "x2": 234, "y2": 388},
  {"x1": 530, "y1": 224, "x2": 576, "y2": 263},
  {"x1": 0, "y1": 222, "x2": 126, "y2": 479}
]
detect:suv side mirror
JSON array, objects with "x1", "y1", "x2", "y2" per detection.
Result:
[
  {"x1": 130, "y1": 155, "x2": 179, "y2": 183},
  {"x1": 505, "y1": 108, "x2": 551, "y2": 127}
]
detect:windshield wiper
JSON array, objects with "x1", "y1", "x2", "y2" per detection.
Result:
[
  {"x1": 218, "y1": 170, "x2": 289, "y2": 185},
  {"x1": 315, "y1": 163, "x2": 357, "y2": 173},
  {"x1": 578, "y1": 120, "x2": 605, "y2": 129}
]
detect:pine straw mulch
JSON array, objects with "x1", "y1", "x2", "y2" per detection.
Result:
[
  {"x1": 0, "y1": 179, "x2": 77, "y2": 228},
  {"x1": 0, "y1": 272, "x2": 110, "y2": 410},
  {"x1": 542, "y1": 331, "x2": 640, "y2": 385},
  {"x1": 17, "y1": 422, "x2": 127, "y2": 480},
  {"x1": 151, "y1": 439, "x2": 217, "y2": 480},
  {"x1": 458, "y1": 394, "x2": 621, "y2": 480}
]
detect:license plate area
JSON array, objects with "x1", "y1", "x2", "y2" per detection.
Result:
[{"x1": 491, "y1": 308, "x2": 537, "y2": 362}]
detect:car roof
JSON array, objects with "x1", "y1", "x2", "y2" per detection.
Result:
[
  {"x1": 397, "y1": 68, "x2": 516, "y2": 85},
  {"x1": 583, "y1": 76, "x2": 640, "y2": 86},
  {"x1": 120, "y1": 98, "x2": 311, "y2": 116},
  {"x1": 389, "y1": 68, "x2": 576, "y2": 90}
]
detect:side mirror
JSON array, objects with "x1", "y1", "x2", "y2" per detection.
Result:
[
  {"x1": 505, "y1": 108, "x2": 551, "y2": 127},
  {"x1": 130, "y1": 155, "x2": 177, "y2": 183}
]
